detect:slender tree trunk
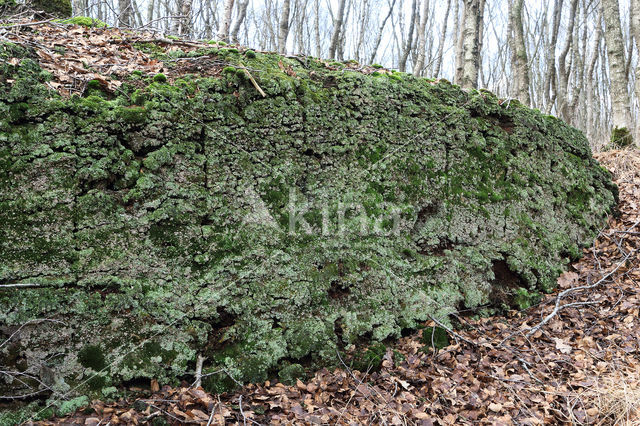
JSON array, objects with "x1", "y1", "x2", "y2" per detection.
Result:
[
  {"x1": 413, "y1": 0, "x2": 431, "y2": 76},
  {"x1": 219, "y1": 0, "x2": 235, "y2": 42},
  {"x1": 459, "y1": 0, "x2": 485, "y2": 88},
  {"x1": 433, "y1": 0, "x2": 452, "y2": 77},
  {"x1": 230, "y1": 0, "x2": 249, "y2": 44},
  {"x1": 398, "y1": 0, "x2": 418, "y2": 72},
  {"x1": 601, "y1": 0, "x2": 632, "y2": 138},
  {"x1": 146, "y1": 0, "x2": 154, "y2": 25},
  {"x1": 314, "y1": 0, "x2": 322, "y2": 56},
  {"x1": 454, "y1": 0, "x2": 466, "y2": 84},
  {"x1": 631, "y1": 0, "x2": 640, "y2": 145},
  {"x1": 328, "y1": 0, "x2": 346, "y2": 59},
  {"x1": 174, "y1": 0, "x2": 193, "y2": 36},
  {"x1": 509, "y1": 0, "x2": 530, "y2": 104},
  {"x1": 118, "y1": 0, "x2": 133, "y2": 27},
  {"x1": 277, "y1": 0, "x2": 291, "y2": 53},
  {"x1": 355, "y1": 0, "x2": 369, "y2": 63},
  {"x1": 369, "y1": 0, "x2": 396, "y2": 64}
]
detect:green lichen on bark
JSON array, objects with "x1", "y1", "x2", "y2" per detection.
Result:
[{"x1": 0, "y1": 41, "x2": 617, "y2": 399}]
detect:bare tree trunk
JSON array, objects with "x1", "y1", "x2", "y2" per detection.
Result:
[
  {"x1": 314, "y1": 0, "x2": 322, "y2": 56},
  {"x1": 118, "y1": 0, "x2": 133, "y2": 27},
  {"x1": 433, "y1": 0, "x2": 452, "y2": 77},
  {"x1": 355, "y1": 0, "x2": 369, "y2": 63},
  {"x1": 601, "y1": 0, "x2": 632, "y2": 139},
  {"x1": 369, "y1": 0, "x2": 396, "y2": 64},
  {"x1": 413, "y1": 0, "x2": 431, "y2": 76},
  {"x1": 508, "y1": 0, "x2": 530, "y2": 104},
  {"x1": 459, "y1": 0, "x2": 485, "y2": 88},
  {"x1": 219, "y1": 0, "x2": 235, "y2": 42},
  {"x1": 631, "y1": 0, "x2": 640, "y2": 145},
  {"x1": 230, "y1": 0, "x2": 249, "y2": 44},
  {"x1": 277, "y1": 0, "x2": 291, "y2": 53},
  {"x1": 398, "y1": 0, "x2": 418, "y2": 72},
  {"x1": 328, "y1": 0, "x2": 346, "y2": 59},
  {"x1": 173, "y1": 0, "x2": 193, "y2": 36},
  {"x1": 146, "y1": 0, "x2": 154, "y2": 25},
  {"x1": 542, "y1": 0, "x2": 563, "y2": 113},
  {"x1": 454, "y1": 0, "x2": 466, "y2": 84}
]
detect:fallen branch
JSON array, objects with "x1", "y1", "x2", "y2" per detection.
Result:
[
  {"x1": 242, "y1": 67, "x2": 266, "y2": 97},
  {"x1": 428, "y1": 315, "x2": 477, "y2": 347},
  {"x1": 0, "y1": 283, "x2": 42, "y2": 288},
  {"x1": 193, "y1": 354, "x2": 206, "y2": 388},
  {"x1": 525, "y1": 249, "x2": 635, "y2": 337}
]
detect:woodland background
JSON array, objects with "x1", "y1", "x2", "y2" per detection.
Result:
[{"x1": 58, "y1": 0, "x2": 640, "y2": 150}]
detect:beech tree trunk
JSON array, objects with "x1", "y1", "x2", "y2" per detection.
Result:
[
  {"x1": 118, "y1": 0, "x2": 133, "y2": 27},
  {"x1": 433, "y1": 0, "x2": 451, "y2": 77},
  {"x1": 230, "y1": 0, "x2": 249, "y2": 44},
  {"x1": 601, "y1": 0, "x2": 632, "y2": 136},
  {"x1": 328, "y1": 0, "x2": 346, "y2": 59},
  {"x1": 509, "y1": 0, "x2": 529, "y2": 104},
  {"x1": 631, "y1": 0, "x2": 640, "y2": 145},
  {"x1": 398, "y1": 0, "x2": 418, "y2": 72},
  {"x1": 413, "y1": 0, "x2": 431, "y2": 76},
  {"x1": 277, "y1": 0, "x2": 291, "y2": 53},
  {"x1": 219, "y1": 0, "x2": 235, "y2": 42},
  {"x1": 458, "y1": 0, "x2": 485, "y2": 88}
]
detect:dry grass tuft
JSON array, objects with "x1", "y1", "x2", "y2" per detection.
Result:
[
  {"x1": 594, "y1": 148, "x2": 640, "y2": 183},
  {"x1": 571, "y1": 368, "x2": 640, "y2": 426}
]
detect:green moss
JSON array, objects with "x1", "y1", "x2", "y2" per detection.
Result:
[
  {"x1": 351, "y1": 343, "x2": 387, "y2": 373},
  {"x1": 609, "y1": 126, "x2": 633, "y2": 149},
  {"x1": 77, "y1": 344, "x2": 106, "y2": 370},
  {"x1": 87, "y1": 79, "x2": 102, "y2": 90},
  {"x1": 420, "y1": 326, "x2": 449, "y2": 350},
  {"x1": 115, "y1": 105, "x2": 147, "y2": 123},
  {"x1": 278, "y1": 363, "x2": 305, "y2": 385},
  {"x1": 57, "y1": 396, "x2": 89, "y2": 416},
  {"x1": 0, "y1": 42, "x2": 617, "y2": 399},
  {"x1": 245, "y1": 50, "x2": 256, "y2": 59},
  {"x1": 153, "y1": 73, "x2": 167, "y2": 83},
  {"x1": 512, "y1": 287, "x2": 542, "y2": 310},
  {"x1": 58, "y1": 16, "x2": 107, "y2": 27}
]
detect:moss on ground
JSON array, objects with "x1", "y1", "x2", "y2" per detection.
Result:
[{"x1": 0, "y1": 40, "x2": 617, "y2": 405}]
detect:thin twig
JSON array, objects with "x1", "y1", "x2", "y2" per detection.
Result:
[{"x1": 526, "y1": 249, "x2": 635, "y2": 337}]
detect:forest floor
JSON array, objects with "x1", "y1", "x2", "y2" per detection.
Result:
[{"x1": 25, "y1": 150, "x2": 640, "y2": 425}]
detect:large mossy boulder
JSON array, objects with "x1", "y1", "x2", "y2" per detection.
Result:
[{"x1": 0, "y1": 41, "x2": 617, "y2": 397}]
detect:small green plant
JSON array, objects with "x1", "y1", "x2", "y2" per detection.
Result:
[
  {"x1": 57, "y1": 16, "x2": 107, "y2": 27},
  {"x1": 609, "y1": 127, "x2": 633, "y2": 149},
  {"x1": 278, "y1": 363, "x2": 305, "y2": 385},
  {"x1": 351, "y1": 342, "x2": 386, "y2": 372},
  {"x1": 420, "y1": 326, "x2": 449, "y2": 350},
  {"x1": 86, "y1": 79, "x2": 102, "y2": 90},
  {"x1": 245, "y1": 49, "x2": 256, "y2": 59},
  {"x1": 223, "y1": 66, "x2": 237, "y2": 75},
  {"x1": 513, "y1": 287, "x2": 542, "y2": 310},
  {"x1": 57, "y1": 396, "x2": 89, "y2": 417},
  {"x1": 153, "y1": 73, "x2": 167, "y2": 83},
  {"x1": 372, "y1": 64, "x2": 383, "y2": 69}
]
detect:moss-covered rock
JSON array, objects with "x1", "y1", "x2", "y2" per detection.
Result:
[{"x1": 0, "y1": 40, "x2": 617, "y2": 401}]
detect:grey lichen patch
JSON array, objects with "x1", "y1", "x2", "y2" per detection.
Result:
[{"x1": 0, "y1": 42, "x2": 617, "y2": 398}]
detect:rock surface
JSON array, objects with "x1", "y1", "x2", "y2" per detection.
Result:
[{"x1": 0, "y1": 30, "x2": 617, "y2": 397}]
